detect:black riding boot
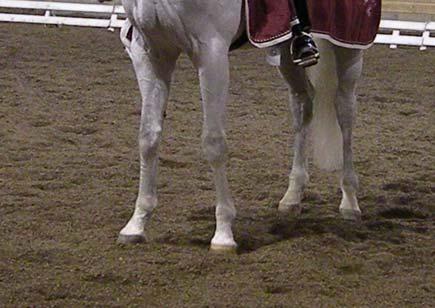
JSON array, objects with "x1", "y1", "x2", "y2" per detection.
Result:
[
  {"x1": 289, "y1": 0, "x2": 319, "y2": 67},
  {"x1": 290, "y1": 24, "x2": 319, "y2": 67}
]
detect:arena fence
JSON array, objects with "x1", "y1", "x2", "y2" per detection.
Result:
[
  {"x1": 0, "y1": 0, "x2": 125, "y2": 30},
  {"x1": 0, "y1": 0, "x2": 434, "y2": 49}
]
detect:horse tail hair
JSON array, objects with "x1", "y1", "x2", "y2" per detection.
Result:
[{"x1": 308, "y1": 40, "x2": 343, "y2": 171}]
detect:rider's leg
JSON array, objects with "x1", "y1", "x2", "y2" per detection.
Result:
[
  {"x1": 289, "y1": 0, "x2": 319, "y2": 67},
  {"x1": 292, "y1": 0, "x2": 311, "y2": 30}
]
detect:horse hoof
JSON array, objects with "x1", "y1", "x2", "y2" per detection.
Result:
[
  {"x1": 209, "y1": 243, "x2": 237, "y2": 253},
  {"x1": 340, "y1": 209, "x2": 362, "y2": 222},
  {"x1": 278, "y1": 202, "x2": 302, "y2": 217},
  {"x1": 117, "y1": 233, "x2": 147, "y2": 244}
]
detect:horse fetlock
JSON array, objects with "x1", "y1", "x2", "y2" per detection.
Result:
[
  {"x1": 136, "y1": 195, "x2": 158, "y2": 213},
  {"x1": 339, "y1": 172, "x2": 359, "y2": 217},
  {"x1": 278, "y1": 172, "x2": 306, "y2": 213},
  {"x1": 339, "y1": 191, "x2": 360, "y2": 213},
  {"x1": 340, "y1": 171, "x2": 358, "y2": 195},
  {"x1": 215, "y1": 203, "x2": 236, "y2": 224},
  {"x1": 341, "y1": 173, "x2": 359, "y2": 192},
  {"x1": 120, "y1": 196, "x2": 156, "y2": 238},
  {"x1": 279, "y1": 187, "x2": 302, "y2": 205},
  {"x1": 278, "y1": 186, "x2": 303, "y2": 215},
  {"x1": 289, "y1": 171, "x2": 309, "y2": 189}
]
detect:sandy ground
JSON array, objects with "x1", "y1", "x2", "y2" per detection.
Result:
[{"x1": 0, "y1": 24, "x2": 434, "y2": 307}]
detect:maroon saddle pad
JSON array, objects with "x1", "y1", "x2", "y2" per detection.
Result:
[{"x1": 246, "y1": 0, "x2": 382, "y2": 49}]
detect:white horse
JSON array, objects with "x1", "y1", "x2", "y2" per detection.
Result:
[{"x1": 117, "y1": 0, "x2": 364, "y2": 251}]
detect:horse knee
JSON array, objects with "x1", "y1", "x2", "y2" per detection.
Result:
[
  {"x1": 139, "y1": 128, "x2": 162, "y2": 159},
  {"x1": 216, "y1": 201, "x2": 236, "y2": 222},
  {"x1": 202, "y1": 133, "x2": 228, "y2": 168}
]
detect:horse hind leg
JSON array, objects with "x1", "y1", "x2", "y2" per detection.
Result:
[
  {"x1": 192, "y1": 41, "x2": 237, "y2": 251},
  {"x1": 118, "y1": 30, "x2": 180, "y2": 244},
  {"x1": 277, "y1": 43, "x2": 312, "y2": 216},
  {"x1": 333, "y1": 46, "x2": 363, "y2": 222}
]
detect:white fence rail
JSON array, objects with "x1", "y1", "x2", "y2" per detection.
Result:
[
  {"x1": 0, "y1": 0, "x2": 434, "y2": 49},
  {"x1": 376, "y1": 20, "x2": 435, "y2": 50},
  {"x1": 0, "y1": 0, "x2": 125, "y2": 30}
]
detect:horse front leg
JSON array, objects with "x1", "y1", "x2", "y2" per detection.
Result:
[
  {"x1": 334, "y1": 47, "x2": 363, "y2": 221},
  {"x1": 118, "y1": 33, "x2": 179, "y2": 244},
  {"x1": 193, "y1": 42, "x2": 237, "y2": 251},
  {"x1": 277, "y1": 44, "x2": 312, "y2": 216}
]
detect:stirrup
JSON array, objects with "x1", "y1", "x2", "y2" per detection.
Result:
[
  {"x1": 290, "y1": 32, "x2": 320, "y2": 68},
  {"x1": 293, "y1": 52, "x2": 320, "y2": 67}
]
